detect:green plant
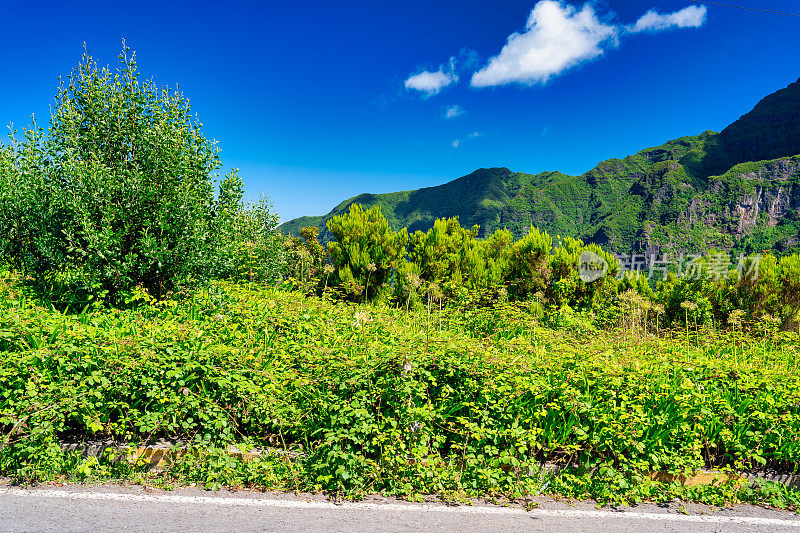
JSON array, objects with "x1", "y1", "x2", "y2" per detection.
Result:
[
  {"x1": 505, "y1": 226, "x2": 551, "y2": 300},
  {"x1": 3, "y1": 269, "x2": 800, "y2": 506},
  {"x1": 326, "y1": 204, "x2": 408, "y2": 301},
  {"x1": 0, "y1": 44, "x2": 243, "y2": 304},
  {"x1": 214, "y1": 173, "x2": 285, "y2": 284},
  {"x1": 407, "y1": 217, "x2": 507, "y2": 299},
  {"x1": 548, "y1": 237, "x2": 618, "y2": 311}
]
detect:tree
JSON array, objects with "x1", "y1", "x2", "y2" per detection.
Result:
[
  {"x1": 548, "y1": 237, "x2": 618, "y2": 310},
  {"x1": 407, "y1": 217, "x2": 489, "y2": 297},
  {"x1": 326, "y1": 204, "x2": 408, "y2": 301},
  {"x1": 505, "y1": 226, "x2": 551, "y2": 299},
  {"x1": 0, "y1": 45, "x2": 250, "y2": 303},
  {"x1": 214, "y1": 172, "x2": 285, "y2": 284}
]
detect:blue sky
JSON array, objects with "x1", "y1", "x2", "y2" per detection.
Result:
[{"x1": 1, "y1": 1, "x2": 799, "y2": 222}]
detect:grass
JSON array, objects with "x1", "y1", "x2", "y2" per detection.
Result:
[{"x1": 2, "y1": 270, "x2": 800, "y2": 507}]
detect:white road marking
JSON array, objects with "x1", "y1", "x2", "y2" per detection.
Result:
[{"x1": 2, "y1": 488, "x2": 799, "y2": 527}]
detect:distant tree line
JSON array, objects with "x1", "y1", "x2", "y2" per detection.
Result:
[{"x1": 287, "y1": 203, "x2": 800, "y2": 332}]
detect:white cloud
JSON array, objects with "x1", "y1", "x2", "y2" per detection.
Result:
[
  {"x1": 405, "y1": 57, "x2": 458, "y2": 96},
  {"x1": 470, "y1": 1, "x2": 617, "y2": 88},
  {"x1": 627, "y1": 5, "x2": 707, "y2": 34},
  {"x1": 451, "y1": 139, "x2": 461, "y2": 148},
  {"x1": 444, "y1": 105, "x2": 465, "y2": 119},
  {"x1": 466, "y1": 2, "x2": 709, "y2": 89}
]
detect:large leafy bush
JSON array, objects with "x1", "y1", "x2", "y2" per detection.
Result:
[
  {"x1": 548, "y1": 237, "x2": 618, "y2": 310},
  {"x1": 716, "y1": 253, "x2": 800, "y2": 330},
  {"x1": 505, "y1": 226, "x2": 551, "y2": 299},
  {"x1": 0, "y1": 47, "x2": 266, "y2": 303}
]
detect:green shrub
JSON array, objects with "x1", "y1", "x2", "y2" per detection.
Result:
[
  {"x1": 727, "y1": 253, "x2": 800, "y2": 331},
  {"x1": 214, "y1": 172, "x2": 285, "y2": 284},
  {"x1": 482, "y1": 228, "x2": 515, "y2": 288},
  {"x1": 326, "y1": 204, "x2": 408, "y2": 301},
  {"x1": 408, "y1": 217, "x2": 499, "y2": 298},
  {"x1": 657, "y1": 274, "x2": 714, "y2": 327},
  {"x1": 548, "y1": 237, "x2": 618, "y2": 310},
  {"x1": 0, "y1": 46, "x2": 245, "y2": 304},
  {"x1": 283, "y1": 226, "x2": 327, "y2": 293},
  {"x1": 778, "y1": 254, "x2": 800, "y2": 330},
  {"x1": 505, "y1": 226, "x2": 551, "y2": 300}
]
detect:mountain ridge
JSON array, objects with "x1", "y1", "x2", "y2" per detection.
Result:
[{"x1": 280, "y1": 78, "x2": 800, "y2": 255}]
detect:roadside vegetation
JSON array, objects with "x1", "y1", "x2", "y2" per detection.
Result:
[
  {"x1": 2, "y1": 46, "x2": 800, "y2": 509},
  {"x1": 2, "y1": 274, "x2": 800, "y2": 507}
]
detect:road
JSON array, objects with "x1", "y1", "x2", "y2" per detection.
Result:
[{"x1": 1, "y1": 483, "x2": 799, "y2": 532}]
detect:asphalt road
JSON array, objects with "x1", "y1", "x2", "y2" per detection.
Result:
[{"x1": 1, "y1": 483, "x2": 800, "y2": 532}]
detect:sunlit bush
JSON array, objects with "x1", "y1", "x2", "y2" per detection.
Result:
[
  {"x1": 326, "y1": 204, "x2": 408, "y2": 301},
  {"x1": 0, "y1": 46, "x2": 250, "y2": 304}
]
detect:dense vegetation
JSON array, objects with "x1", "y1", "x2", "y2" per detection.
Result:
[
  {"x1": 280, "y1": 79, "x2": 800, "y2": 256},
  {"x1": 2, "y1": 273, "x2": 800, "y2": 507},
  {"x1": 0, "y1": 48, "x2": 284, "y2": 306},
  {"x1": 287, "y1": 204, "x2": 800, "y2": 334},
  {"x1": 2, "y1": 48, "x2": 800, "y2": 509}
]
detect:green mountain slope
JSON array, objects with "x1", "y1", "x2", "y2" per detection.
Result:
[{"x1": 280, "y1": 78, "x2": 800, "y2": 255}]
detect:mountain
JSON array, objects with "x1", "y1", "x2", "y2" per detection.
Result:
[{"x1": 280, "y1": 78, "x2": 800, "y2": 255}]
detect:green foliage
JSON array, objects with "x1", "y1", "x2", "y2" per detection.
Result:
[
  {"x1": 283, "y1": 226, "x2": 328, "y2": 294},
  {"x1": 3, "y1": 271, "x2": 800, "y2": 507},
  {"x1": 0, "y1": 125, "x2": 69, "y2": 283},
  {"x1": 408, "y1": 217, "x2": 505, "y2": 298},
  {"x1": 324, "y1": 208, "x2": 631, "y2": 312},
  {"x1": 326, "y1": 204, "x2": 408, "y2": 300},
  {"x1": 214, "y1": 172, "x2": 285, "y2": 284},
  {"x1": 777, "y1": 254, "x2": 800, "y2": 330},
  {"x1": 0, "y1": 46, "x2": 255, "y2": 304},
  {"x1": 658, "y1": 275, "x2": 715, "y2": 328},
  {"x1": 506, "y1": 227, "x2": 551, "y2": 299},
  {"x1": 548, "y1": 237, "x2": 618, "y2": 310},
  {"x1": 696, "y1": 252, "x2": 800, "y2": 332},
  {"x1": 318, "y1": 205, "x2": 800, "y2": 339}
]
